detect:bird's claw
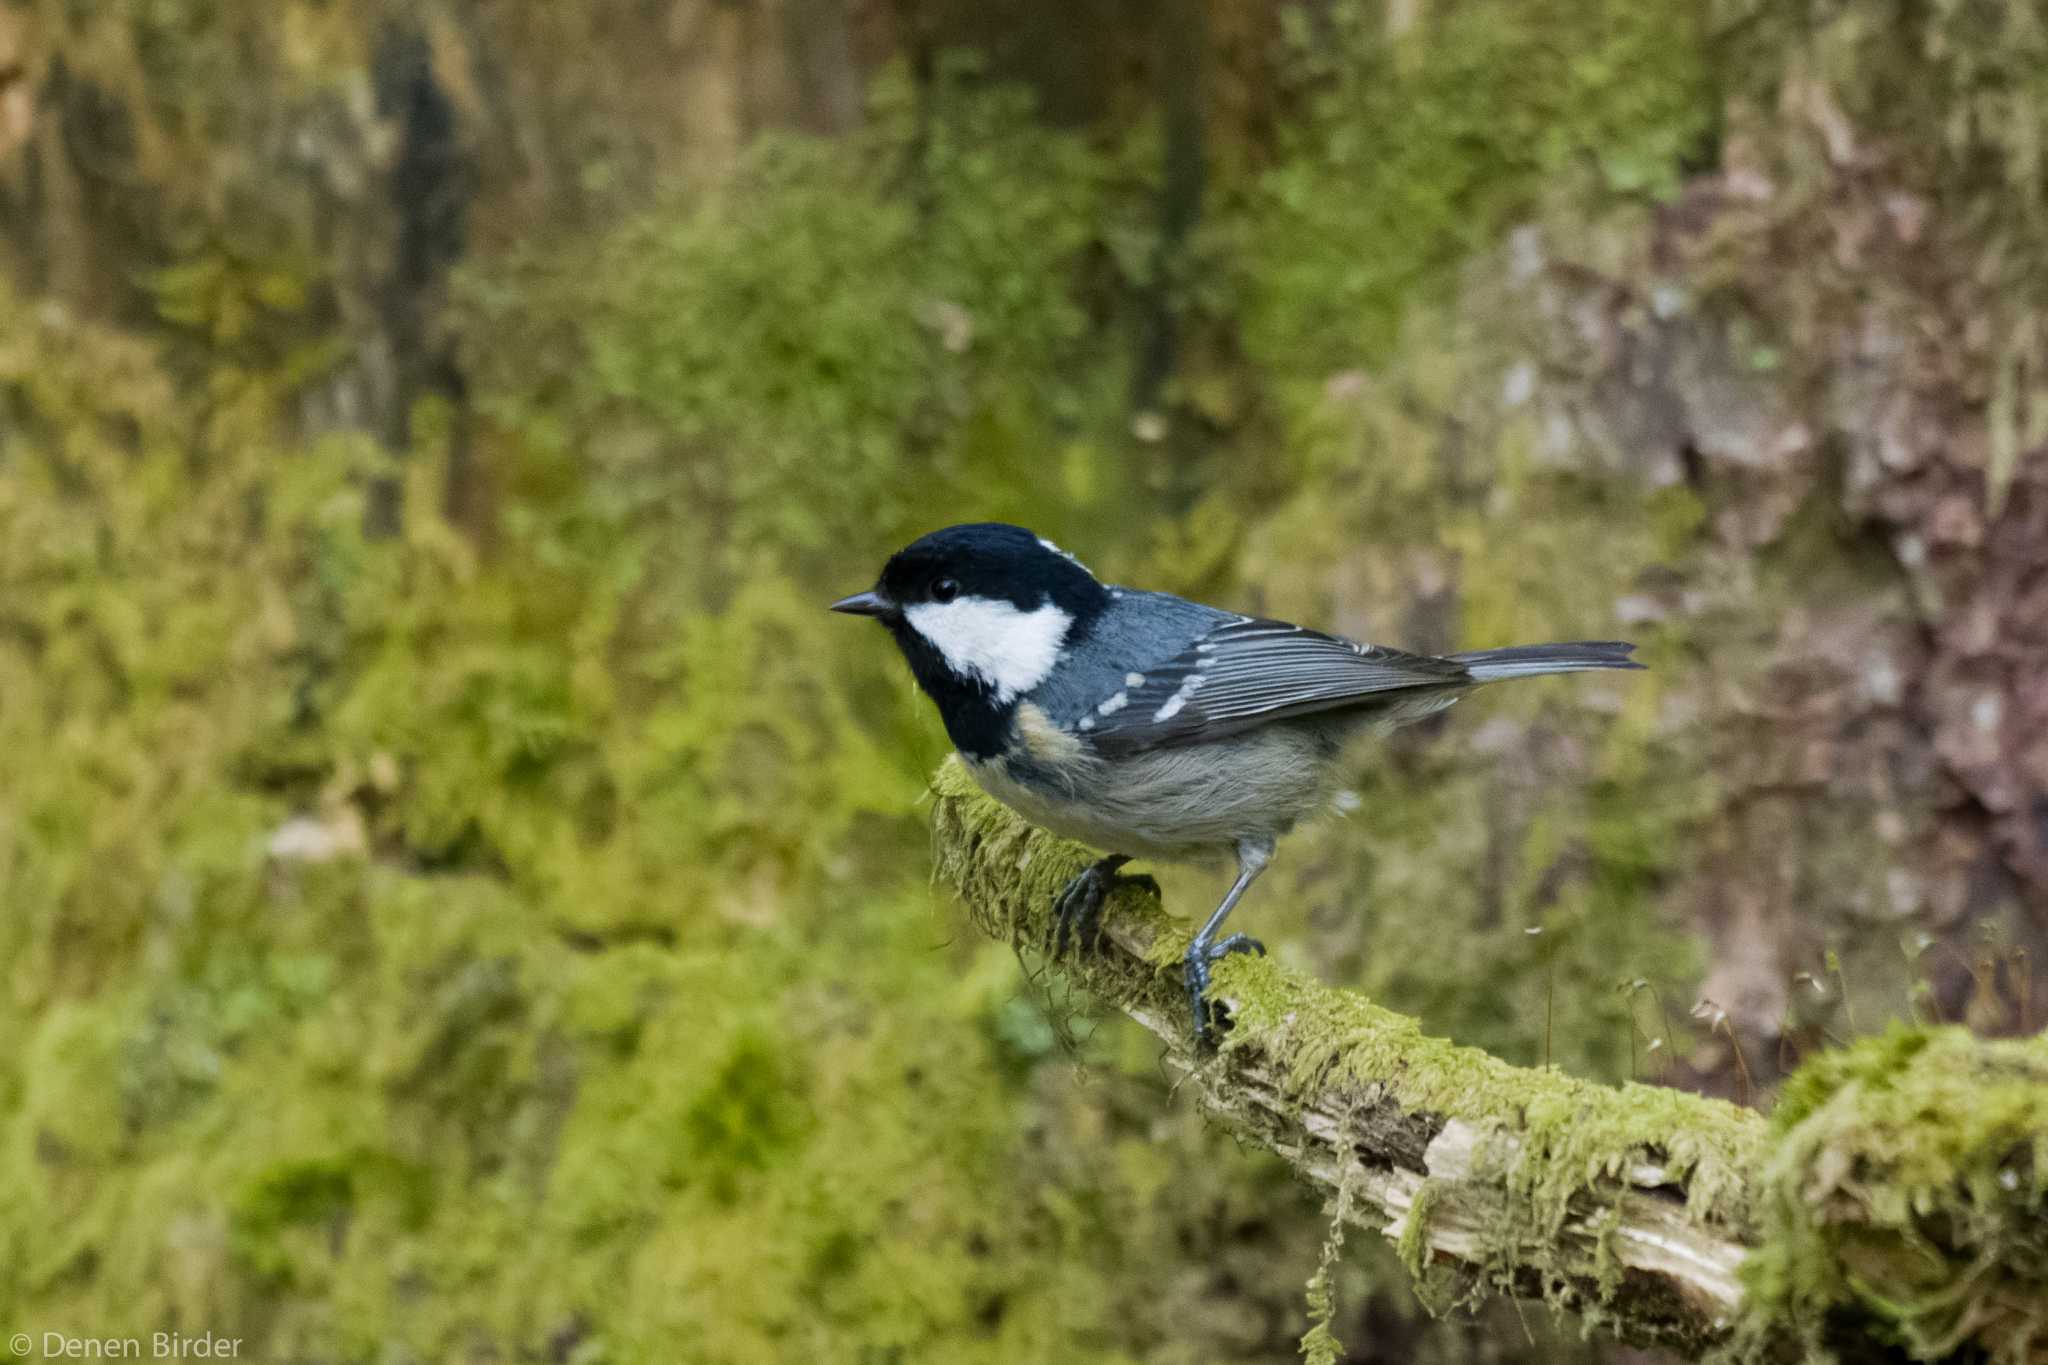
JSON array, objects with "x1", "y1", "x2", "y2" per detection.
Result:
[
  {"x1": 1051, "y1": 860, "x2": 1159, "y2": 958},
  {"x1": 1184, "y1": 933, "x2": 1266, "y2": 1045}
]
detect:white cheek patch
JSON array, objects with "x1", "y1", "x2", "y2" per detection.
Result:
[{"x1": 903, "y1": 596, "x2": 1074, "y2": 702}]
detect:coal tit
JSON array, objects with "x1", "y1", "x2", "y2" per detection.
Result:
[{"x1": 832, "y1": 522, "x2": 1643, "y2": 1042}]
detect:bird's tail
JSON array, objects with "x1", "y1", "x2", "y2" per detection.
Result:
[{"x1": 1449, "y1": 641, "x2": 1644, "y2": 682}]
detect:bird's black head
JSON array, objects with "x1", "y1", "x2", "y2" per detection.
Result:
[{"x1": 829, "y1": 523, "x2": 1112, "y2": 757}]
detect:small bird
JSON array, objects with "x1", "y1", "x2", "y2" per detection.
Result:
[{"x1": 832, "y1": 523, "x2": 1643, "y2": 1043}]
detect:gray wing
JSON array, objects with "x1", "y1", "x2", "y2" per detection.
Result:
[{"x1": 1076, "y1": 616, "x2": 1473, "y2": 756}]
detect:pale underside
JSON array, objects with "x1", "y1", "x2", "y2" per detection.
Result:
[{"x1": 964, "y1": 696, "x2": 1461, "y2": 863}]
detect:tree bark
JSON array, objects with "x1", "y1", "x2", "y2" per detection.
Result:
[{"x1": 928, "y1": 759, "x2": 2048, "y2": 1363}]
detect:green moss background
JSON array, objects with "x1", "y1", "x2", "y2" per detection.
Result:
[{"x1": 3, "y1": 2, "x2": 2044, "y2": 1361}]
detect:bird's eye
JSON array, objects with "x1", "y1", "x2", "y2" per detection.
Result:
[{"x1": 931, "y1": 578, "x2": 960, "y2": 604}]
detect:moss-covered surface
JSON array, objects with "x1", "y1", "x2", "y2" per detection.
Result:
[
  {"x1": 1743, "y1": 1027, "x2": 2048, "y2": 1362},
  {"x1": 934, "y1": 766, "x2": 2048, "y2": 1361}
]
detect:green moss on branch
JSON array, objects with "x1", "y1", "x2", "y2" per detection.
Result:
[
  {"x1": 929, "y1": 760, "x2": 2048, "y2": 1363},
  {"x1": 1743, "y1": 1026, "x2": 2048, "y2": 1361}
]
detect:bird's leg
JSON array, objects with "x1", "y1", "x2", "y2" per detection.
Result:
[
  {"x1": 1052, "y1": 854, "x2": 1159, "y2": 957},
  {"x1": 1184, "y1": 838, "x2": 1273, "y2": 1044}
]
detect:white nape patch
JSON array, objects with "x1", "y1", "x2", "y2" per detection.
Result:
[
  {"x1": 1097, "y1": 691, "x2": 1129, "y2": 716},
  {"x1": 903, "y1": 595, "x2": 1073, "y2": 703},
  {"x1": 1036, "y1": 537, "x2": 1092, "y2": 573}
]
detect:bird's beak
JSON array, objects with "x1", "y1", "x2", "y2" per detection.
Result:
[{"x1": 829, "y1": 588, "x2": 894, "y2": 618}]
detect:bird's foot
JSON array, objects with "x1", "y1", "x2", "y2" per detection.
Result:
[
  {"x1": 1184, "y1": 933, "x2": 1266, "y2": 1045},
  {"x1": 1051, "y1": 858, "x2": 1159, "y2": 958}
]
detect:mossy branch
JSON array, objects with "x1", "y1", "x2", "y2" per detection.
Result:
[{"x1": 929, "y1": 760, "x2": 2048, "y2": 1363}]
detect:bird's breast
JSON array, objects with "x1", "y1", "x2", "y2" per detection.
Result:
[
  {"x1": 960, "y1": 713, "x2": 1338, "y2": 864},
  {"x1": 1012, "y1": 701, "x2": 1088, "y2": 766}
]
